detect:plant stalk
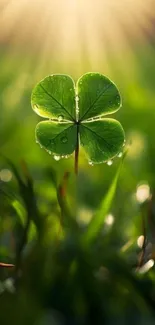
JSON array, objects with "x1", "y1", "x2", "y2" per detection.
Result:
[{"x1": 74, "y1": 124, "x2": 79, "y2": 175}]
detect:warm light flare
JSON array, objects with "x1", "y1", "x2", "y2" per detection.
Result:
[
  {"x1": 0, "y1": 0, "x2": 154, "y2": 75},
  {"x1": 136, "y1": 183, "x2": 151, "y2": 204},
  {"x1": 0, "y1": 169, "x2": 12, "y2": 182},
  {"x1": 138, "y1": 259, "x2": 154, "y2": 274},
  {"x1": 137, "y1": 235, "x2": 144, "y2": 248},
  {"x1": 105, "y1": 214, "x2": 115, "y2": 226}
]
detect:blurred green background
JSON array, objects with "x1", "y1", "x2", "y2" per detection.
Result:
[
  {"x1": 0, "y1": 0, "x2": 155, "y2": 213},
  {"x1": 1, "y1": 1, "x2": 155, "y2": 324}
]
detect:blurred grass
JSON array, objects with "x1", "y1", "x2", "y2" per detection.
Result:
[{"x1": 1, "y1": 14, "x2": 155, "y2": 324}]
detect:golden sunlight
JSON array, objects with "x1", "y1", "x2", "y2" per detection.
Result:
[{"x1": 0, "y1": 0, "x2": 154, "y2": 75}]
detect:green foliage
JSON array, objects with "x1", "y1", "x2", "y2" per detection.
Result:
[
  {"x1": 83, "y1": 156, "x2": 124, "y2": 246},
  {"x1": 1, "y1": 49, "x2": 155, "y2": 325},
  {"x1": 0, "y1": 159, "x2": 155, "y2": 325},
  {"x1": 31, "y1": 73, "x2": 125, "y2": 164}
]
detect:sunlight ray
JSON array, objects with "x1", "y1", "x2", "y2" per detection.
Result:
[{"x1": 0, "y1": 0, "x2": 154, "y2": 77}]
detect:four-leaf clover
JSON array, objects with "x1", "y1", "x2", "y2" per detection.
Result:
[{"x1": 31, "y1": 73, "x2": 125, "y2": 164}]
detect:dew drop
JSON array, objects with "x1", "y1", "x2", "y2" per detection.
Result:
[
  {"x1": 49, "y1": 139, "x2": 54, "y2": 145},
  {"x1": 118, "y1": 152, "x2": 123, "y2": 158},
  {"x1": 88, "y1": 161, "x2": 94, "y2": 166},
  {"x1": 107, "y1": 160, "x2": 113, "y2": 166},
  {"x1": 36, "y1": 140, "x2": 39, "y2": 144},
  {"x1": 76, "y1": 95, "x2": 79, "y2": 102},
  {"x1": 40, "y1": 145, "x2": 43, "y2": 149},
  {"x1": 48, "y1": 151, "x2": 52, "y2": 155},
  {"x1": 54, "y1": 155, "x2": 61, "y2": 161},
  {"x1": 33, "y1": 104, "x2": 38, "y2": 110},
  {"x1": 61, "y1": 136, "x2": 68, "y2": 144},
  {"x1": 58, "y1": 115, "x2": 63, "y2": 122}
]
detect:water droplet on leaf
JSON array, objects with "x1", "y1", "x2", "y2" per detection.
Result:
[
  {"x1": 118, "y1": 152, "x2": 123, "y2": 158},
  {"x1": 33, "y1": 104, "x2": 38, "y2": 110},
  {"x1": 88, "y1": 161, "x2": 94, "y2": 166},
  {"x1": 117, "y1": 96, "x2": 120, "y2": 104},
  {"x1": 61, "y1": 136, "x2": 68, "y2": 144},
  {"x1": 49, "y1": 139, "x2": 54, "y2": 145},
  {"x1": 58, "y1": 115, "x2": 63, "y2": 122},
  {"x1": 107, "y1": 160, "x2": 113, "y2": 166},
  {"x1": 54, "y1": 155, "x2": 61, "y2": 161},
  {"x1": 116, "y1": 95, "x2": 120, "y2": 102}
]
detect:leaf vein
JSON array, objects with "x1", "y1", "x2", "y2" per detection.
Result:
[
  {"x1": 40, "y1": 84, "x2": 74, "y2": 121},
  {"x1": 51, "y1": 124, "x2": 75, "y2": 141},
  {"x1": 80, "y1": 83, "x2": 112, "y2": 121},
  {"x1": 81, "y1": 124, "x2": 118, "y2": 152}
]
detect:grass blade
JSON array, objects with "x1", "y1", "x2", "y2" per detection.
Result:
[{"x1": 83, "y1": 152, "x2": 127, "y2": 246}]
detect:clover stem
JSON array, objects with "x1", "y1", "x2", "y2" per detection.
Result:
[{"x1": 74, "y1": 124, "x2": 79, "y2": 175}]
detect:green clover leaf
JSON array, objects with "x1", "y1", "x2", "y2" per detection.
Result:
[{"x1": 31, "y1": 73, "x2": 125, "y2": 164}]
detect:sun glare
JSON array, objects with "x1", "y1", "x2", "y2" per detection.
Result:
[{"x1": 0, "y1": 0, "x2": 154, "y2": 75}]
